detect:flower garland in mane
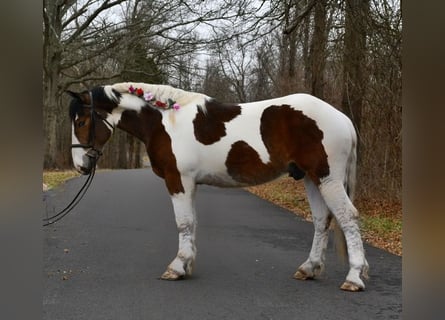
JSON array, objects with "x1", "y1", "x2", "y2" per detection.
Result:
[{"x1": 128, "y1": 85, "x2": 181, "y2": 111}]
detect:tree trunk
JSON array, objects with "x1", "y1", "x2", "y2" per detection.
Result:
[
  {"x1": 43, "y1": 0, "x2": 64, "y2": 168},
  {"x1": 278, "y1": 1, "x2": 298, "y2": 96},
  {"x1": 43, "y1": 72, "x2": 60, "y2": 168},
  {"x1": 302, "y1": 13, "x2": 311, "y2": 92},
  {"x1": 309, "y1": 0, "x2": 328, "y2": 99},
  {"x1": 341, "y1": 0, "x2": 370, "y2": 136},
  {"x1": 118, "y1": 131, "x2": 128, "y2": 168}
]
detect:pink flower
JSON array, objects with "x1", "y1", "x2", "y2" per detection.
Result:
[
  {"x1": 128, "y1": 85, "x2": 135, "y2": 93},
  {"x1": 143, "y1": 92, "x2": 154, "y2": 101},
  {"x1": 172, "y1": 103, "x2": 181, "y2": 110}
]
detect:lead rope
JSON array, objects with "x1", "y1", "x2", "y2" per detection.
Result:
[{"x1": 42, "y1": 157, "x2": 97, "y2": 227}]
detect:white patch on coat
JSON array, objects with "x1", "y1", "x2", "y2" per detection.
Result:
[
  {"x1": 71, "y1": 124, "x2": 87, "y2": 171},
  {"x1": 117, "y1": 94, "x2": 147, "y2": 112},
  {"x1": 225, "y1": 104, "x2": 271, "y2": 164},
  {"x1": 103, "y1": 86, "x2": 119, "y2": 103},
  {"x1": 105, "y1": 107, "x2": 125, "y2": 127}
]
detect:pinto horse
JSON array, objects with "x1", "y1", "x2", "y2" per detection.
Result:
[{"x1": 68, "y1": 82, "x2": 369, "y2": 291}]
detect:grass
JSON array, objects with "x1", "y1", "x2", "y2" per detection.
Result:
[
  {"x1": 43, "y1": 171, "x2": 402, "y2": 256},
  {"x1": 361, "y1": 215, "x2": 402, "y2": 235},
  {"x1": 43, "y1": 170, "x2": 80, "y2": 189}
]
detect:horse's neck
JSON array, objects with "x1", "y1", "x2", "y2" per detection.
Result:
[{"x1": 115, "y1": 107, "x2": 163, "y2": 146}]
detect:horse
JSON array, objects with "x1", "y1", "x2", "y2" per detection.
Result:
[{"x1": 67, "y1": 82, "x2": 369, "y2": 291}]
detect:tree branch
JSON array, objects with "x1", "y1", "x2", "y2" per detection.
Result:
[
  {"x1": 65, "y1": 0, "x2": 127, "y2": 44},
  {"x1": 283, "y1": 0, "x2": 317, "y2": 35}
]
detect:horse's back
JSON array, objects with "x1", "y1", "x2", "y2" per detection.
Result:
[{"x1": 241, "y1": 93, "x2": 355, "y2": 148}]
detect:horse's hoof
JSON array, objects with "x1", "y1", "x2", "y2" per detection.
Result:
[
  {"x1": 160, "y1": 268, "x2": 184, "y2": 281},
  {"x1": 293, "y1": 269, "x2": 314, "y2": 280},
  {"x1": 340, "y1": 281, "x2": 364, "y2": 292}
]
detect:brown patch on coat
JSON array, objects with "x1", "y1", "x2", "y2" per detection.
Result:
[
  {"x1": 225, "y1": 141, "x2": 285, "y2": 185},
  {"x1": 193, "y1": 99, "x2": 241, "y2": 145},
  {"x1": 225, "y1": 105, "x2": 329, "y2": 185},
  {"x1": 261, "y1": 105, "x2": 329, "y2": 184},
  {"x1": 119, "y1": 108, "x2": 185, "y2": 195}
]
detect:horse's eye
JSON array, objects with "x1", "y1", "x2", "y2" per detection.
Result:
[{"x1": 78, "y1": 121, "x2": 86, "y2": 128}]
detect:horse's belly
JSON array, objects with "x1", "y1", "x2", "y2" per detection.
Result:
[
  {"x1": 195, "y1": 172, "x2": 244, "y2": 187},
  {"x1": 195, "y1": 165, "x2": 285, "y2": 188}
]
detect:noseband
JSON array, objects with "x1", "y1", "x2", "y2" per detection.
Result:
[{"x1": 70, "y1": 91, "x2": 114, "y2": 159}]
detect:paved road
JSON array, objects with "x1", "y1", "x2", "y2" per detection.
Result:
[{"x1": 43, "y1": 169, "x2": 401, "y2": 320}]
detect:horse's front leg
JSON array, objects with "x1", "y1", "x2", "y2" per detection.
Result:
[{"x1": 161, "y1": 176, "x2": 197, "y2": 280}]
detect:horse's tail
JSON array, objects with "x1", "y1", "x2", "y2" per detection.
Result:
[
  {"x1": 332, "y1": 219, "x2": 348, "y2": 264},
  {"x1": 333, "y1": 129, "x2": 358, "y2": 264},
  {"x1": 345, "y1": 130, "x2": 358, "y2": 204}
]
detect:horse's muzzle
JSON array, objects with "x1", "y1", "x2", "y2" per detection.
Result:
[
  {"x1": 78, "y1": 166, "x2": 91, "y2": 175},
  {"x1": 86, "y1": 148, "x2": 103, "y2": 159}
]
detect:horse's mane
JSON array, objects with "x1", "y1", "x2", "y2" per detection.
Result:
[{"x1": 106, "y1": 82, "x2": 207, "y2": 110}]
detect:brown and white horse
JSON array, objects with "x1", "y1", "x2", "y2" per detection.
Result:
[{"x1": 68, "y1": 82, "x2": 369, "y2": 291}]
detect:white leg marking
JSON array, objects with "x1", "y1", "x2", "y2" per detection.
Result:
[
  {"x1": 294, "y1": 177, "x2": 330, "y2": 280},
  {"x1": 319, "y1": 178, "x2": 367, "y2": 290},
  {"x1": 161, "y1": 176, "x2": 197, "y2": 279}
]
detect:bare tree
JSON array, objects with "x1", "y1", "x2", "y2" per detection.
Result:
[
  {"x1": 196, "y1": 0, "x2": 401, "y2": 200},
  {"x1": 214, "y1": 38, "x2": 254, "y2": 102},
  {"x1": 359, "y1": 0, "x2": 402, "y2": 198},
  {"x1": 201, "y1": 59, "x2": 235, "y2": 101},
  {"x1": 43, "y1": 0, "x2": 129, "y2": 168},
  {"x1": 250, "y1": 39, "x2": 277, "y2": 101},
  {"x1": 43, "y1": 0, "x2": 280, "y2": 168},
  {"x1": 341, "y1": 0, "x2": 370, "y2": 136},
  {"x1": 308, "y1": 0, "x2": 328, "y2": 99},
  {"x1": 44, "y1": 0, "x2": 401, "y2": 201}
]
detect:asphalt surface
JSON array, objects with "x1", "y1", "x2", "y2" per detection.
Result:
[{"x1": 43, "y1": 169, "x2": 402, "y2": 320}]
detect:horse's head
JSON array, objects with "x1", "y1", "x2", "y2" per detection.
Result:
[{"x1": 67, "y1": 89, "x2": 115, "y2": 175}]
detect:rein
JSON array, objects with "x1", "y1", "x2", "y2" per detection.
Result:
[
  {"x1": 43, "y1": 91, "x2": 111, "y2": 227},
  {"x1": 42, "y1": 160, "x2": 97, "y2": 226}
]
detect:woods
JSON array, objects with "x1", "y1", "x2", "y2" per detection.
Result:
[{"x1": 43, "y1": 0, "x2": 402, "y2": 200}]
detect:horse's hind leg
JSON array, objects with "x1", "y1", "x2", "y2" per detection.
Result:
[
  {"x1": 319, "y1": 178, "x2": 368, "y2": 291},
  {"x1": 294, "y1": 177, "x2": 331, "y2": 280},
  {"x1": 161, "y1": 176, "x2": 197, "y2": 280}
]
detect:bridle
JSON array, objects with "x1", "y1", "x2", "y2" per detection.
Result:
[
  {"x1": 43, "y1": 91, "x2": 114, "y2": 227},
  {"x1": 70, "y1": 91, "x2": 114, "y2": 157}
]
